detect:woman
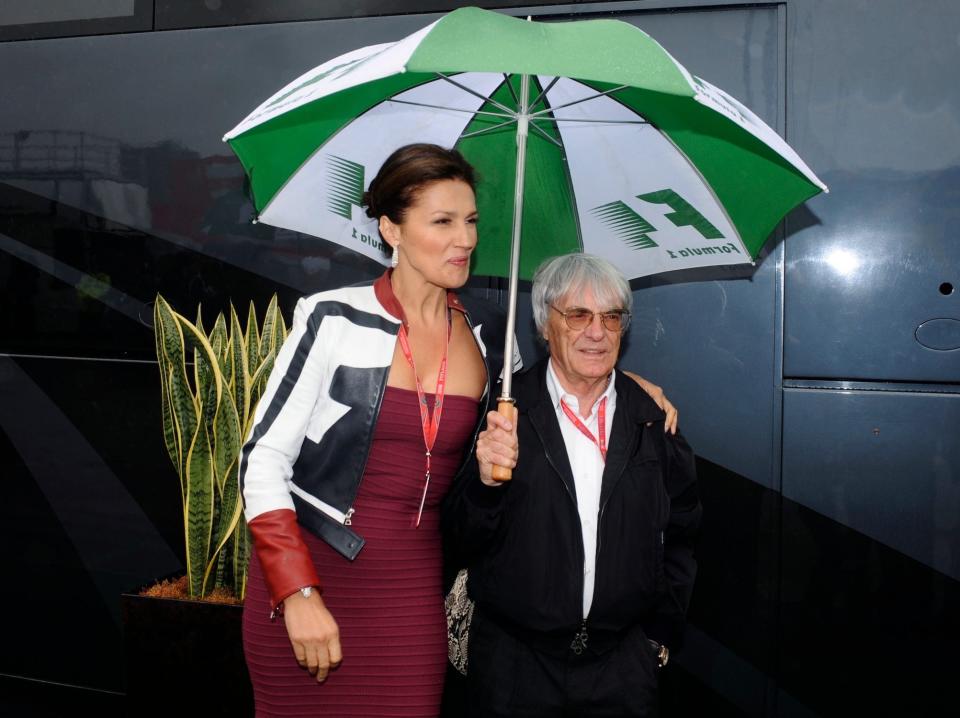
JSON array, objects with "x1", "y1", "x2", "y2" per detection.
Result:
[{"x1": 240, "y1": 144, "x2": 676, "y2": 717}]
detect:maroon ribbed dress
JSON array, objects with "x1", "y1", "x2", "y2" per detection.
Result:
[{"x1": 243, "y1": 386, "x2": 479, "y2": 717}]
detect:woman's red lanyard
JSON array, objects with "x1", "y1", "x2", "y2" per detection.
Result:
[
  {"x1": 559, "y1": 397, "x2": 607, "y2": 463},
  {"x1": 397, "y1": 309, "x2": 451, "y2": 527}
]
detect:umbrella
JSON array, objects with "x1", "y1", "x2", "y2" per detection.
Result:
[{"x1": 224, "y1": 5, "x2": 826, "y2": 409}]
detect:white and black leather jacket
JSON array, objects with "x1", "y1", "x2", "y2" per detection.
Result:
[{"x1": 239, "y1": 270, "x2": 516, "y2": 607}]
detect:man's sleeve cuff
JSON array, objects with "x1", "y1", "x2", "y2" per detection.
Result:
[{"x1": 465, "y1": 473, "x2": 508, "y2": 509}]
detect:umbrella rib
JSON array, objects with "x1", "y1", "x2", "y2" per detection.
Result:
[
  {"x1": 437, "y1": 73, "x2": 518, "y2": 116},
  {"x1": 460, "y1": 118, "x2": 519, "y2": 139},
  {"x1": 386, "y1": 97, "x2": 514, "y2": 119},
  {"x1": 503, "y1": 74, "x2": 521, "y2": 108},
  {"x1": 529, "y1": 76, "x2": 560, "y2": 112},
  {"x1": 538, "y1": 116, "x2": 650, "y2": 125},
  {"x1": 528, "y1": 121, "x2": 562, "y2": 147},
  {"x1": 529, "y1": 84, "x2": 629, "y2": 118}
]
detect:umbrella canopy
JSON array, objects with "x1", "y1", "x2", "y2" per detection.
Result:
[{"x1": 224, "y1": 6, "x2": 826, "y2": 282}]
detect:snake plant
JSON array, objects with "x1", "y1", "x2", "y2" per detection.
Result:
[{"x1": 154, "y1": 294, "x2": 286, "y2": 600}]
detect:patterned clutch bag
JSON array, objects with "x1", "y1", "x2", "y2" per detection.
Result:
[{"x1": 444, "y1": 568, "x2": 474, "y2": 675}]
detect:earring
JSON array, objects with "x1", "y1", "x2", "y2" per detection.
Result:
[{"x1": 391, "y1": 248, "x2": 399, "y2": 268}]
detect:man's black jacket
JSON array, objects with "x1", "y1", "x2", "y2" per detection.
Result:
[{"x1": 441, "y1": 359, "x2": 702, "y2": 650}]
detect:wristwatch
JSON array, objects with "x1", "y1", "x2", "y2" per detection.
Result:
[
  {"x1": 299, "y1": 586, "x2": 315, "y2": 599},
  {"x1": 648, "y1": 639, "x2": 669, "y2": 668}
]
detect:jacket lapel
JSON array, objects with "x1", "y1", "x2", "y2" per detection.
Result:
[
  {"x1": 521, "y1": 362, "x2": 578, "y2": 507},
  {"x1": 599, "y1": 371, "x2": 663, "y2": 507},
  {"x1": 598, "y1": 396, "x2": 636, "y2": 508}
]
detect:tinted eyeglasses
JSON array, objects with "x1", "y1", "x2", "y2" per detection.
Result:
[{"x1": 549, "y1": 304, "x2": 631, "y2": 332}]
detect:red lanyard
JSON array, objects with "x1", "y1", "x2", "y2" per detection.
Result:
[
  {"x1": 396, "y1": 310, "x2": 451, "y2": 527},
  {"x1": 559, "y1": 396, "x2": 608, "y2": 463}
]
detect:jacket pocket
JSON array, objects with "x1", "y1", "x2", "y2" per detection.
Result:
[{"x1": 654, "y1": 527, "x2": 665, "y2": 590}]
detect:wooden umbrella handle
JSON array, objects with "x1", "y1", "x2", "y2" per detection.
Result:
[{"x1": 491, "y1": 399, "x2": 517, "y2": 482}]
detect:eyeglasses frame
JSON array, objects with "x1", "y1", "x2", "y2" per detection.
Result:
[{"x1": 548, "y1": 304, "x2": 632, "y2": 333}]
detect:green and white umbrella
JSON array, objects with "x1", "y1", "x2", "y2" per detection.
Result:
[{"x1": 224, "y1": 6, "x2": 826, "y2": 397}]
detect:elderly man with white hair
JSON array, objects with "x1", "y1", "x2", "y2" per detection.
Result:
[{"x1": 443, "y1": 253, "x2": 701, "y2": 718}]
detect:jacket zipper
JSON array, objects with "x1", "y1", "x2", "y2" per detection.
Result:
[
  {"x1": 528, "y1": 418, "x2": 586, "y2": 628},
  {"x1": 589, "y1": 414, "x2": 639, "y2": 636},
  {"x1": 341, "y1": 333, "x2": 393, "y2": 528},
  {"x1": 594, "y1": 427, "x2": 639, "y2": 561}
]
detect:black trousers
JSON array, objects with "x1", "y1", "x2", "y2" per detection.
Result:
[{"x1": 466, "y1": 612, "x2": 660, "y2": 718}]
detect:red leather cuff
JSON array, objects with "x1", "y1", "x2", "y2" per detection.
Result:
[{"x1": 248, "y1": 509, "x2": 321, "y2": 609}]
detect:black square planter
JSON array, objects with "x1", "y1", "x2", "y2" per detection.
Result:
[{"x1": 121, "y1": 589, "x2": 253, "y2": 717}]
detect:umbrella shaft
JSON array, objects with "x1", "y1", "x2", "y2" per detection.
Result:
[{"x1": 500, "y1": 73, "x2": 531, "y2": 400}]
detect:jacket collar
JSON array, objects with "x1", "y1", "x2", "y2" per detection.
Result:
[{"x1": 373, "y1": 269, "x2": 466, "y2": 327}]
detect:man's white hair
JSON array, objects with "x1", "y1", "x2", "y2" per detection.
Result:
[{"x1": 531, "y1": 253, "x2": 632, "y2": 335}]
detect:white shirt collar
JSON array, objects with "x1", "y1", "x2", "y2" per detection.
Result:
[{"x1": 545, "y1": 359, "x2": 616, "y2": 420}]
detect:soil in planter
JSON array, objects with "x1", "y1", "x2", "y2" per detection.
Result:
[{"x1": 140, "y1": 574, "x2": 242, "y2": 604}]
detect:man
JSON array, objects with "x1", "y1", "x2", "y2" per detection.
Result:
[{"x1": 442, "y1": 253, "x2": 701, "y2": 717}]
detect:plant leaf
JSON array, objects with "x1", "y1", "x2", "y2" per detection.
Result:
[
  {"x1": 206, "y1": 467, "x2": 243, "y2": 594},
  {"x1": 154, "y1": 297, "x2": 180, "y2": 474},
  {"x1": 184, "y1": 421, "x2": 214, "y2": 598},
  {"x1": 249, "y1": 354, "x2": 275, "y2": 407},
  {"x1": 211, "y1": 312, "x2": 230, "y2": 376},
  {"x1": 259, "y1": 294, "x2": 279, "y2": 360},
  {"x1": 230, "y1": 305, "x2": 251, "y2": 430},
  {"x1": 212, "y1": 389, "x2": 241, "y2": 495},
  {"x1": 179, "y1": 315, "x2": 223, "y2": 437},
  {"x1": 235, "y1": 518, "x2": 251, "y2": 600},
  {"x1": 194, "y1": 346, "x2": 216, "y2": 435},
  {"x1": 155, "y1": 296, "x2": 199, "y2": 483},
  {"x1": 245, "y1": 300, "x2": 260, "y2": 381},
  {"x1": 274, "y1": 300, "x2": 287, "y2": 349}
]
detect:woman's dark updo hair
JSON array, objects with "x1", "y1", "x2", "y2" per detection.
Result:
[{"x1": 363, "y1": 143, "x2": 477, "y2": 226}]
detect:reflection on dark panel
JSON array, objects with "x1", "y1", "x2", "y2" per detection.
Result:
[
  {"x1": 0, "y1": 355, "x2": 192, "y2": 690},
  {"x1": 779, "y1": 497, "x2": 959, "y2": 717},
  {"x1": 154, "y1": 0, "x2": 563, "y2": 30},
  {"x1": 11, "y1": 357, "x2": 186, "y2": 561},
  {"x1": 0, "y1": 0, "x2": 151, "y2": 42},
  {"x1": 0, "y1": 675, "x2": 124, "y2": 718},
  {"x1": 676, "y1": 457, "x2": 779, "y2": 717},
  {"x1": 0, "y1": 13, "x2": 440, "y2": 361},
  {"x1": 782, "y1": 388, "x2": 960, "y2": 582},
  {"x1": 692, "y1": 458, "x2": 780, "y2": 672},
  {"x1": 784, "y1": 0, "x2": 960, "y2": 383},
  {"x1": 661, "y1": 663, "x2": 748, "y2": 718},
  {"x1": 0, "y1": 182, "x2": 378, "y2": 358},
  {"x1": 0, "y1": 422, "x2": 123, "y2": 689}
]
